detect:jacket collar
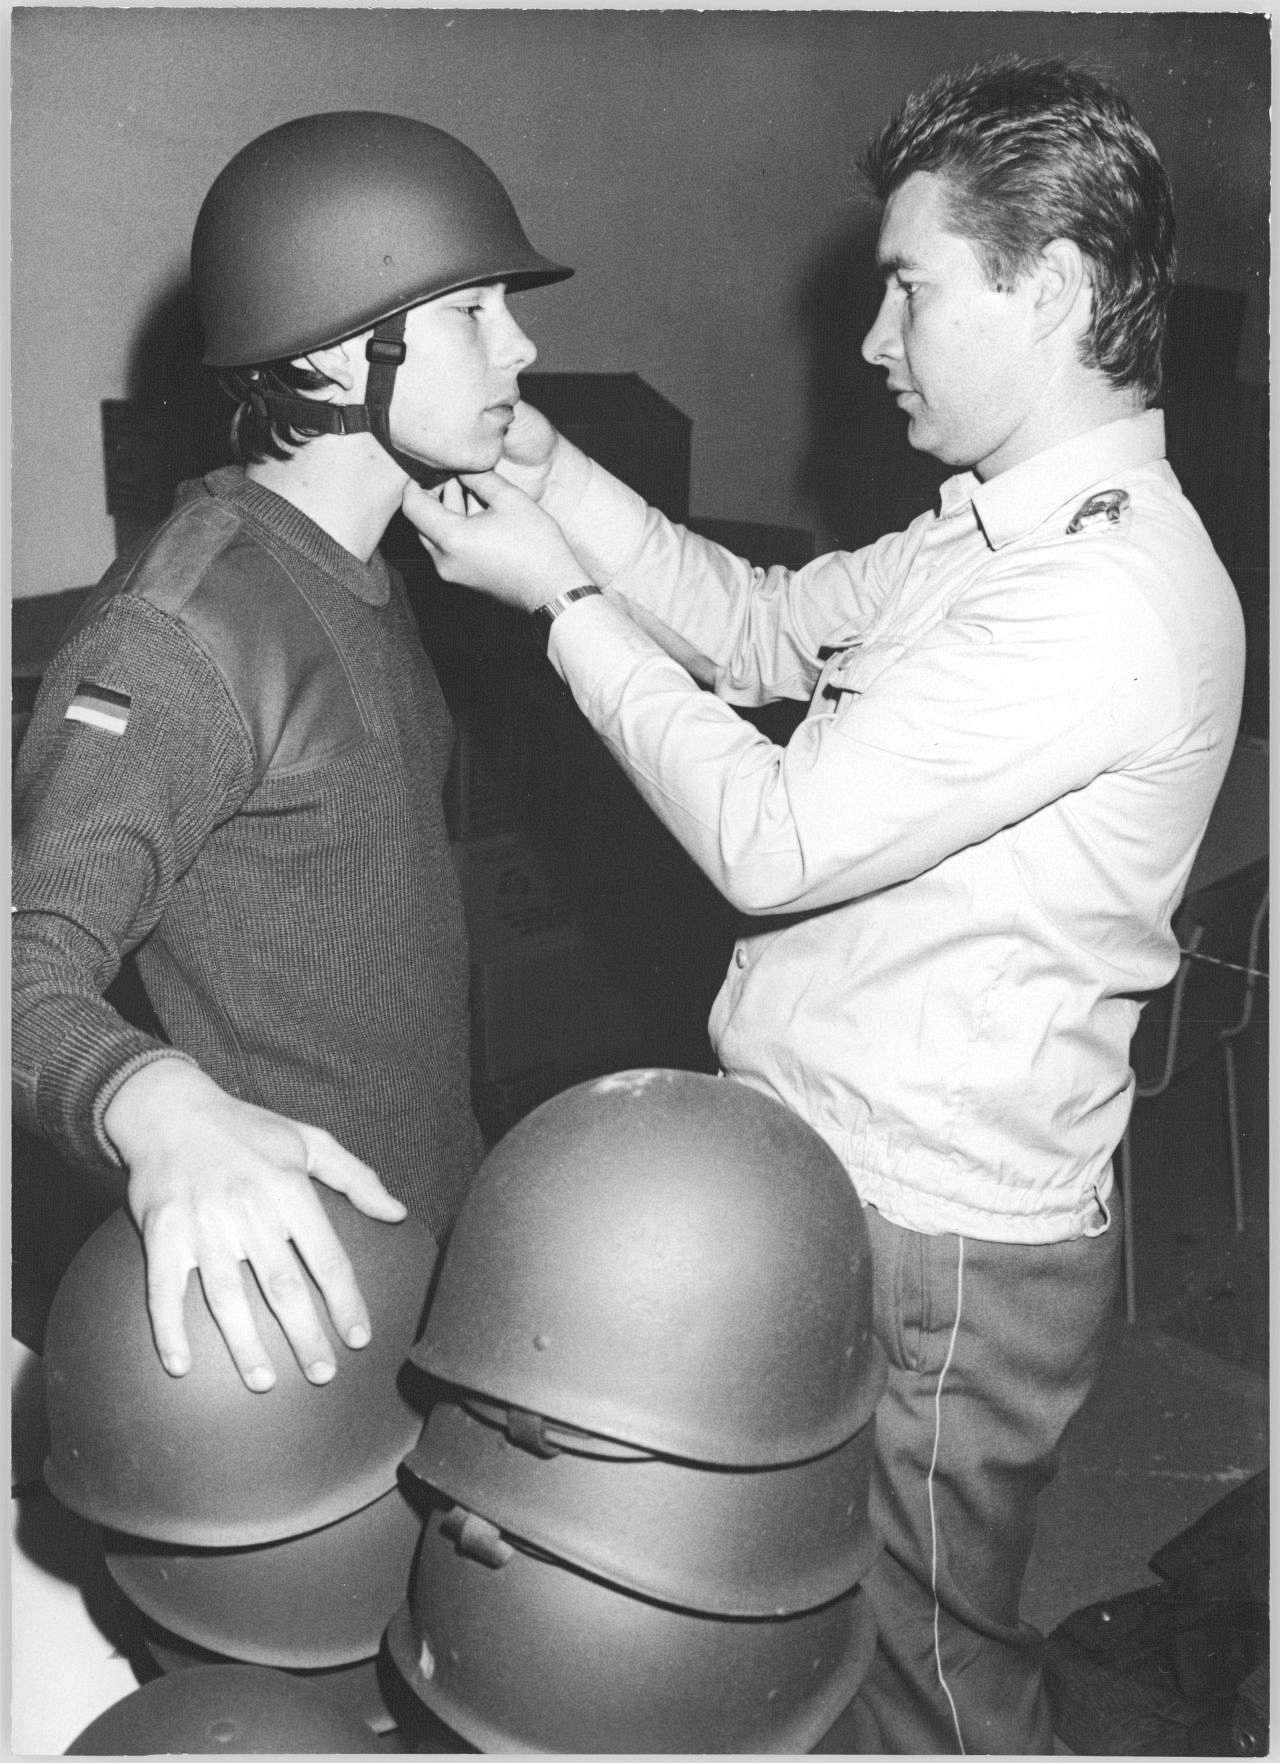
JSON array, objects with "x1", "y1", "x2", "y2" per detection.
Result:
[{"x1": 938, "y1": 410, "x2": 1167, "y2": 550}]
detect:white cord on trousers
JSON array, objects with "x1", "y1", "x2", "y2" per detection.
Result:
[{"x1": 927, "y1": 1234, "x2": 967, "y2": 1754}]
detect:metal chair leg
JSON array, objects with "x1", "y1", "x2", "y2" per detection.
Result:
[
  {"x1": 1222, "y1": 1040, "x2": 1246, "y2": 1233},
  {"x1": 1117, "y1": 1126, "x2": 1137, "y2": 1324}
]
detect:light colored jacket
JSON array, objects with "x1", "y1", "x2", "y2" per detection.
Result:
[{"x1": 540, "y1": 411, "x2": 1245, "y2": 1241}]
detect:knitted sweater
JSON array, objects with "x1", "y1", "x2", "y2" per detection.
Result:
[{"x1": 12, "y1": 467, "x2": 481, "y2": 1238}]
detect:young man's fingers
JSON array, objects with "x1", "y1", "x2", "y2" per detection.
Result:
[
  {"x1": 285, "y1": 1202, "x2": 374, "y2": 1355},
  {"x1": 236, "y1": 1227, "x2": 341, "y2": 1385},
  {"x1": 193, "y1": 1249, "x2": 287, "y2": 1391},
  {"x1": 142, "y1": 1243, "x2": 198, "y2": 1379},
  {"x1": 301, "y1": 1126, "x2": 408, "y2": 1221},
  {"x1": 296, "y1": 1132, "x2": 406, "y2": 1350}
]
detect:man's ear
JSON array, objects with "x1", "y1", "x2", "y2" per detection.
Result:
[
  {"x1": 290, "y1": 331, "x2": 369, "y2": 396},
  {"x1": 1032, "y1": 238, "x2": 1093, "y2": 343}
]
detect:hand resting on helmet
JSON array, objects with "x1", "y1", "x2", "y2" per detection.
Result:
[{"x1": 103, "y1": 1057, "x2": 407, "y2": 1393}]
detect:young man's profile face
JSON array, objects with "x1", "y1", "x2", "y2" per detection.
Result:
[
  {"x1": 862, "y1": 171, "x2": 1047, "y2": 481},
  {"x1": 389, "y1": 283, "x2": 538, "y2": 473}
]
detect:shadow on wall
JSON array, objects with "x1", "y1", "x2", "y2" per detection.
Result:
[
  {"x1": 12, "y1": 283, "x2": 233, "y2": 678},
  {"x1": 125, "y1": 276, "x2": 214, "y2": 406},
  {"x1": 791, "y1": 208, "x2": 946, "y2": 553},
  {"x1": 105, "y1": 276, "x2": 237, "y2": 545}
]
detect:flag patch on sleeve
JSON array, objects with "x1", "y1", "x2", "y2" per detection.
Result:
[{"x1": 65, "y1": 681, "x2": 132, "y2": 736}]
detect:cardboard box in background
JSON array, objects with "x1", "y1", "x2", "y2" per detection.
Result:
[{"x1": 452, "y1": 834, "x2": 655, "y2": 1133}]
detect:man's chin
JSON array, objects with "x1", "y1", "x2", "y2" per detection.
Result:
[
  {"x1": 904, "y1": 413, "x2": 936, "y2": 454},
  {"x1": 906, "y1": 418, "x2": 970, "y2": 469}
]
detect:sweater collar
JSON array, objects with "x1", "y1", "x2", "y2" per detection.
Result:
[
  {"x1": 938, "y1": 410, "x2": 1167, "y2": 550},
  {"x1": 195, "y1": 466, "x2": 393, "y2": 606}
]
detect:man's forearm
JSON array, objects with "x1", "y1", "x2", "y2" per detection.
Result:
[{"x1": 539, "y1": 436, "x2": 652, "y2": 588}]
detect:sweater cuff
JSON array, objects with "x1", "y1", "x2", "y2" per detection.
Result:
[{"x1": 92, "y1": 1047, "x2": 201, "y2": 1167}]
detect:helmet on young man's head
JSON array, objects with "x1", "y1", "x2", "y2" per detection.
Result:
[
  {"x1": 190, "y1": 110, "x2": 571, "y2": 477},
  {"x1": 192, "y1": 110, "x2": 570, "y2": 366}
]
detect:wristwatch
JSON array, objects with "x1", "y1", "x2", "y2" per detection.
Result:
[{"x1": 532, "y1": 584, "x2": 602, "y2": 636}]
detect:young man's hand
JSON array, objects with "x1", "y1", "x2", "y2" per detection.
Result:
[
  {"x1": 103, "y1": 1058, "x2": 407, "y2": 1392},
  {"x1": 401, "y1": 471, "x2": 588, "y2": 613}
]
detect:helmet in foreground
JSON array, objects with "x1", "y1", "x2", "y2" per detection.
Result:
[
  {"x1": 387, "y1": 1498, "x2": 876, "y2": 1753},
  {"x1": 412, "y1": 1069, "x2": 876, "y2": 1466},
  {"x1": 66, "y1": 1664, "x2": 384, "y2": 1754},
  {"x1": 44, "y1": 1190, "x2": 436, "y2": 1545},
  {"x1": 137, "y1": 1634, "x2": 395, "y2": 1738},
  {"x1": 403, "y1": 1385, "x2": 881, "y2": 1616},
  {"x1": 103, "y1": 1482, "x2": 423, "y2": 1668}
]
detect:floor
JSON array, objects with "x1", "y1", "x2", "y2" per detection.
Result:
[
  {"x1": 1023, "y1": 1317, "x2": 1266, "y2": 1639},
  {"x1": 8, "y1": 1000, "x2": 1268, "y2": 1754},
  {"x1": 1024, "y1": 991, "x2": 1268, "y2": 1633}
]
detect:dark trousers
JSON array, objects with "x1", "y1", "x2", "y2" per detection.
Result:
[{"x1": 827, "y1": 1205, "x2": 1122, "y2": 1755}]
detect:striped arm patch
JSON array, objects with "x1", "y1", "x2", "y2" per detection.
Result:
[{"x1": 65, "y1": 680, "x2": 132, "y2": 736}]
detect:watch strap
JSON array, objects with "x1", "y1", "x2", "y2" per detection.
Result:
[{"x1": 532, "y1": 584, "x2": 602, "y2": 634}]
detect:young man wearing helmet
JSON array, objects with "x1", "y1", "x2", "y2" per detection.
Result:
[
  {"x1": 400, "y1": 60, "x2": 1245, "y2": 1754},
  {"x1": 13, "y1": 113, "x2": 569, "y2": 1395}
]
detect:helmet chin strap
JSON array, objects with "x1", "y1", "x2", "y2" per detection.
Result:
[{"x1": 244, "y1": 309, "x2": 456, "y2": 490}]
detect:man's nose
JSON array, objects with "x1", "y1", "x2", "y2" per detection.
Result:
[{"x1": 861, "y1": 291, "x2": 899, "y2": 367}]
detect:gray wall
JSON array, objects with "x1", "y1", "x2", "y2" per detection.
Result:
[{"x1": 12, "y1": 7, "x2": 1269, "y2": 597}]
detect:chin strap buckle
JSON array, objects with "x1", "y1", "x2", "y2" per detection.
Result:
[
  {"x1": 504, "y1": 1405, "x2": 560, "y2": 1458},
  {"x1": 440, "y1": 1504, "x2": 514, "y2": 1569},
  {"x1": 366, "y1": 334, "x2": 407, "y2": 368}
]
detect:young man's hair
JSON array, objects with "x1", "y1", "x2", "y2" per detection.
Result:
[
  {"x1": 219, "y1": 360, "x2": 337, "y2": 465},
  {"x1": 862, "y1": 56, "x2": 1175, "y2": 401}
]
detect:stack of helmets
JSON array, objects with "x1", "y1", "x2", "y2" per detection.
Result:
[
  {"x1": 389, "y1": 1068, "x2": 887, "y2": 1753},
  {"x1": 41, "y1": 1186, "x2": 438, "y2": 1740}
]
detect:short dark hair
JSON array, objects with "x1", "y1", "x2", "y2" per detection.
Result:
[
  {"x1": 862, "y1": 56, "x2": 1176, "y2": 401},
  {"x1": 219, "y1": 359, "x2": 337, "y2": 465}
]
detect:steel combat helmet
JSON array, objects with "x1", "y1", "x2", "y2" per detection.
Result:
[
  {"x1": 190, "y1": 110, "x2": 571, "y2": 480},
  {"x1": 137, "y1": 1638, "x2": 396, "y2": 1739},
  {"x1": 43, "y1": 1190, "x2": 436, "y2": 1546},
  {"x1": 403, "y1": 1385, "x2": 881, "y2": 1617},
  {"x1": 102, "y1": 1482, "x2": 423, "y2": 1669},
  {"x1": 411, "y1": 1069, "x2": 877, "y2": 1466},
  {"x1": 386, "y1": 1499, "x2": 877, "y2": 1754},
  {"x1": 66, "y1": 1665, "x2": 384, "y2": 1755}
]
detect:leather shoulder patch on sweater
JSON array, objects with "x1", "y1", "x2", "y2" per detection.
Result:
[{"x1": 117, "y1": 502, "x2": 369, "y2": 771}]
